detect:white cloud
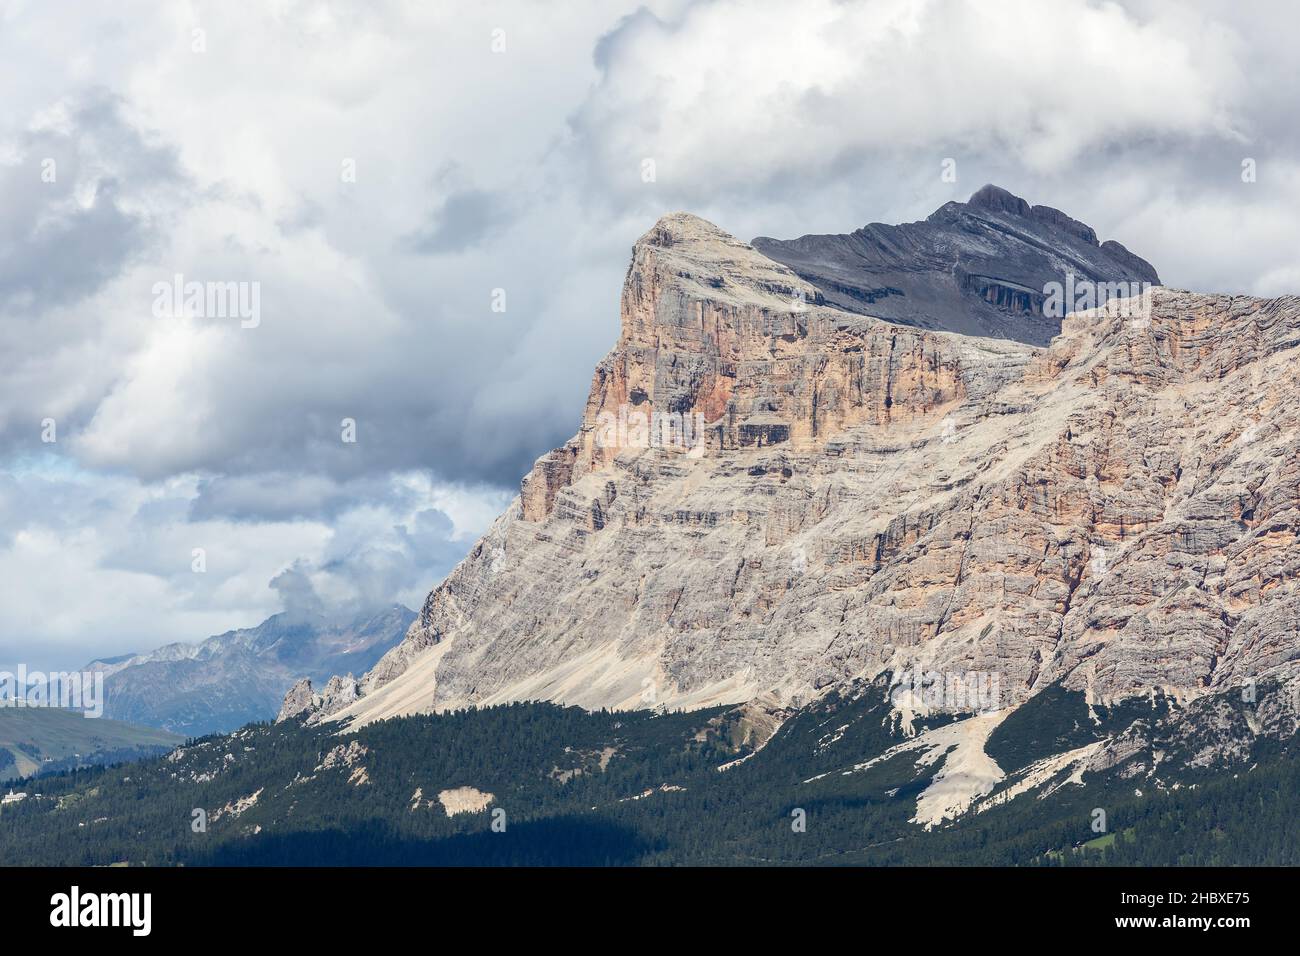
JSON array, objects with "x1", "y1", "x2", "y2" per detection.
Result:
[
  {"x1": 0, "y1": 0, "x2": 1297, "y2": 664},
  {"x1": 0, "y1": 459, "x2": 508, "y2": 670},
  {"x1": 573, "y1": 0, "x2": 1241, "y2": 200}
]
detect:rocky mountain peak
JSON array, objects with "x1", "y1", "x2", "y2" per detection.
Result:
[
  {"x1": 288, "y1": 201, "x2": 1299, "y2": 743},
  {"x1": 965, "y1": 183, "x2": 1033, "y2": 217},
  {"x1": 276, "y1": 674, "x2": 361, "y2": 724},
  {"x1": 753, "y1": 185, "x2": 1159, "y2": 345}
]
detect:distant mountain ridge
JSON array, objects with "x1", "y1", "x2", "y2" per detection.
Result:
[{"x1": 87, "y1": 605, "x2": 414, "y2": 736}]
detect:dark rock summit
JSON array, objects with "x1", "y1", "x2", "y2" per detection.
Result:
[{"x1": 752, "y1": 184, "x2": 1160, "y2": 346}]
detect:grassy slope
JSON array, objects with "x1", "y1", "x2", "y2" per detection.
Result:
[{"x1": 0, "y1": 707, "x2": 182, "y2": 781}]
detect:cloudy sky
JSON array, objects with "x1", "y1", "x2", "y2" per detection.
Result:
[{"x1": 2, "y1": 0, "x2": 1297, "y2": 670}]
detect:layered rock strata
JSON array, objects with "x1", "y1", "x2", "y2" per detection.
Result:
[{"x1": 303, "y1": 198, "x2": 1299, "y2": 732}]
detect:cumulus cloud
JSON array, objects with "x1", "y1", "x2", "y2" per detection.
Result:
[
  {"x1": 9, "y1": 0, "x2": 1292, "y2": 490},
  {"x1": 1, "y1": 0, "x2": 1297, "y2": 664},
  {"x1": 0, "y1": 93, "x2": 181, "y2": 311},
  {"x1": 0, "y1": 458, "x2": 508, "y2": 671},
  {"x1": 1, "y1": 0, "x2": 648, "y2": 491},
  {"x1": 575, "y1": 0, "x2": 1240, "y2": 198}
]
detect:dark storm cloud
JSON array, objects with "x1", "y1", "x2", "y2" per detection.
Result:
[
  {"x1": 405, "y1": 188, "x2": 517, "y2": 254},
  {"x1": 0, "y1": 92, "x2": 182, "y2": 308},
  {"x1": 0, "y1": 176, "x2": 142, "y2": 308},
  {"x1": 188, "y1": 473, "x2": 423, "y2": 524},
  {"x1": 10, "y1": 1, "x2": 1300, "y2": 505}
]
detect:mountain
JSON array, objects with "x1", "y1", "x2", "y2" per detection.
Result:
[
  {"x1": 5, "y1": 186, "x2": 1297, "y2": 865},
  {"x1": 259, "y1": 186, "x2": 1300, "y2": 842},
  {"x1": 309, "y1": 188, "x2": 1298, "y2": 740},
  {"x1": 88, "y1": 605, "x2": 415, "y2": 737},
  {"x1": 753, "y1": 184, "x2": 1159, "y2": 346},
  {"x1": 0, "y1": 706, "x2": 180, "y2": 783}
]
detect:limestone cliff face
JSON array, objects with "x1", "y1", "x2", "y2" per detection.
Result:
[
  {"x1": 316, "y1": 207, "x2": 1300, "y2": 730},
  {"x1": 276, "y1": 674, "x2": 360, "y2": 723},
  {"x1": 522, "y1": 214, "x2": 1007, "y2": 522}
]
